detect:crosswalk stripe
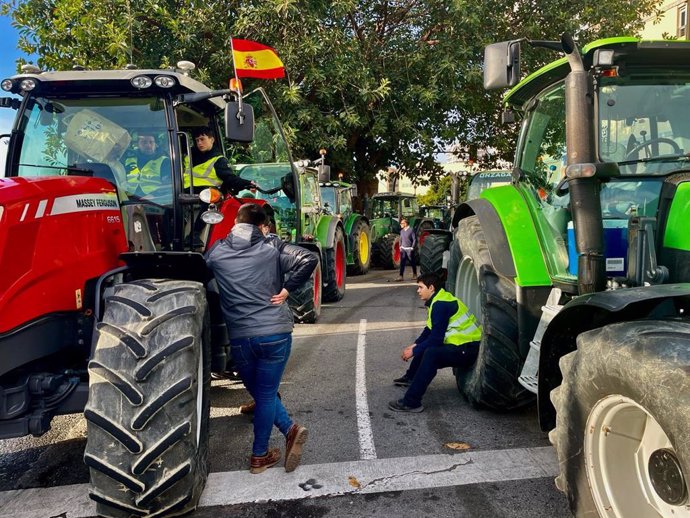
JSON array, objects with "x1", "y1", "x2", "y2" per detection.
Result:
[{"x1": 0, "y1": 446, "x2": 558, "y2": 517}]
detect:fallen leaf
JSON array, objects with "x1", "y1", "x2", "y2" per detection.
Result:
[
  {"x1": 444, "y1": 442, "x2": 471, "y2": 451},
  {"x1": 348, "y1": 476, "x2": 361, "y2": 489}
]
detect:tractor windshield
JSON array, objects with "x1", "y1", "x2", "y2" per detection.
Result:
[
  {"x1": 598, "y1": 75, "x2": 690, "y2": 175},
  {"x1": 320, "y1": 186, "x2": 337, "y2": 214},
  {"x1": 14, "y1": 96, "x2": 172, "y2": 205}
]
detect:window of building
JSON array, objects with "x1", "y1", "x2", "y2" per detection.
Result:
[{"x1": 678, "y1": 4, "x2": 687, "y2": 38}]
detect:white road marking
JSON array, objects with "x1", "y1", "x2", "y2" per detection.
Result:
[
  {"x1": 355, "y1": 318, "x2": 376, "y2": 460},
  {"x1": 0, "y1": 447, "x2": 559, "y2": 517}
]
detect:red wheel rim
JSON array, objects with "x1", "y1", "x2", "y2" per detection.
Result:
[
  {"x1": 314, "y1": 264, "x2": 321, "y2": 307},
  {"x1": 394, "y1": 239, "x2": 400, "y2": 263},
  {"x1": 336, "y1": 239, "x2": 345, "y2": 289}
]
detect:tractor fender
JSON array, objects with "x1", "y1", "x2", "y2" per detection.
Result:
[
  {"x1": 537, "y1": 283, "x2": 690, "y2": 431},
  {"x1": 315, "y1": 215, "x2": 343, "y2": 249},
  {"x1": 453, "y1": 185, "x2": 550, "y2": 287}
]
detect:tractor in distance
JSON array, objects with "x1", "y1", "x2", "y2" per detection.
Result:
[
  {"x1": 419, "y1": 170, "x2": 511, "y2": 276},
  {"x1": 444, "y1": 33, "x2": 690, "y2": 517},
  {"x1": 0, "y1": 63, "x2": 330, "y2": 517},
  {"x1": 318, "y1": 169, "x2": 371, "y2": 276},
  {"x1": 235, "y1": 151, "x2": 347, "y2": 309},
  {"x1": 368, "y1": 192, "x2": 436, "y2": 270}
]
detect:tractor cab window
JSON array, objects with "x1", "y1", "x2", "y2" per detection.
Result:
[
  {"x1": 230, "y1": 89, "x2": 298, "y2": 241},
  {"x1": 598, "y1": 76, "x2": 690, "y2": 176},
  {"x1": 372, "y1": 198, "x2": 398, "y2": 219},
  {"x1": 14, "y1": 96, "x2": 175, "y2": 248},
  {"x1": 338, "y1": 188, "x2": 351, "y2": 216},
  {"x1": 401, "y1": 197, "x2": 418, "y2": 217},
  {"x1": 321, "y1": 186, "x2": 337, "y2": 214}
]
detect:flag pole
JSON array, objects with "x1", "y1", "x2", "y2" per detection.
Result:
[{"x1": 229, "y1": 36, "x2": 244, "y2": 122}]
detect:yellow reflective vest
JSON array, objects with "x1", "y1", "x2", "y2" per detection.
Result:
[
  {"x1": 426, "y1": 289, "x2": 481, "y2": 346},
  {"x1": 183, "y1": 155, "x2": 222, "y2": 189},
  {"x1": 125, "y1": 155, "x2": 167, "y2": 195}
]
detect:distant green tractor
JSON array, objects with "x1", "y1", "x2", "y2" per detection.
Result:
[
  {"x1": 369, "y1": 192, "x2": 436, "y2": 269},
  {"x1": 319, "y1": 179, "x2": 372, "y2": 275},
  {"x1": 237, "y1": 160, "x2": 347, "y2": 320}
]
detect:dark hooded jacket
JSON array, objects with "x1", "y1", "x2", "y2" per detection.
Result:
[{"x1": 206, "y1": 223, "x2": 318, "y2": 339}]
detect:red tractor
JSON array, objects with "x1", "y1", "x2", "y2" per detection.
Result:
[{"x1": 0, "y1": 66, "x2": 313, "y2": 516}]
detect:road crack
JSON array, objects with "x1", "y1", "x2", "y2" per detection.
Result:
[{"x1": 356, "y1": 457, "x2": 474, "y2": 490}]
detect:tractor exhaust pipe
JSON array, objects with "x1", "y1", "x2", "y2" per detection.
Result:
[{"x1": 562, "y1": 33, "x2": 606, "y2": 294}]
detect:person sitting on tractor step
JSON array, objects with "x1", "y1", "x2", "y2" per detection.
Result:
[
  {"x1": 206, "y1": 203, "x2": 317, "y2": 474},
  {"x1": 124, "y1": 131, "x2": 171, "y2": 198},
  {"x1": 390, "y1": 272, "x2": 481, "y2": 413},
  {"x1": 184, "y1": 126, "x2": 254, "y2": 194},
  {"x1": 396, "y1": 218, "x2": 417, "y2": 281}
]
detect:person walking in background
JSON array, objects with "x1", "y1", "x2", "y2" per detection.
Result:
[
  {"x1": 389, "y1": 272, "x2": 481, "y2": 412},
  {"x1": 206, "y1": 203, "x2": 317, "y2": 474},
  {"x1": 396, "y1": 218, "x2": 417, "y2": 281}
]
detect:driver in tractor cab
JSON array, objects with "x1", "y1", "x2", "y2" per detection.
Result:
[
  {"x1": 124, "y1": 131, "x2": 171, "y2": 199},
  {"x1": 184, "y1": 126, "x2": 255, "y2": 194}
]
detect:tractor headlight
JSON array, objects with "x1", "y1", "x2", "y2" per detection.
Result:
[
  {"x1": 565, "y1": 163, "x2": 596, "y2": 179},
  {"x1": 1, "y1": 79, "x2": 13, "y2": 91},
  {"x1": 201, "y1": 207, "x2": 224, "y2": 225},
  {"x1": 131, "y1": 75, "x2": 153, "y2": 89},
  {"x1": 154, "y1": 75, "x2": 175, "y2": 88},
  {"x1": 199, "y1": 187, "x2": 222, "y2": 204},
  {"x1": 20, "y1": 78, "x2": 37, "y2": 91}
]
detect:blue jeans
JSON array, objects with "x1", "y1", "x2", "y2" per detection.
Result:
[
  {"x1": 399, "y1": 248, "x2": 417, "y2": 277},
  {"x1": 230, "y1": 333, "x2": 294, "y2": 456},
  {"x1": 403, "y1": 342, "x2": 479, "y2": 408}
]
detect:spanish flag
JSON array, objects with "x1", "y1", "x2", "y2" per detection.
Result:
[{"x1": 232, "y1": 38, "x2": 285, "y2": 79}]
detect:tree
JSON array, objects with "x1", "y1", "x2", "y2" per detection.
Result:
[{"x1": 2, "y1": 0, "x2": 663, "y2": 186}]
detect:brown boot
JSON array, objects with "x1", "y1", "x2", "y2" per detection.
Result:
[
  {"x1": 249, "y1": 448, "x2": 281, "y2": 474},
  {"x1": 239, "y1": 401, "x2": 256, "y2": 414},
  {"x1": 285, "y1": 424, "x2": 308, "y2": 473}
]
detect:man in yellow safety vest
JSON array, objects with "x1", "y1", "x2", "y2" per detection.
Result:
[
  {"x1": 124, "y1": 132, "x2": 170, "y2": 199},
  {"x1": 184, "y1": 126, "x2": 254, "y2": 194},
  {"x1": 389, "y1": 272, "x2": 481, "y2": 413}
]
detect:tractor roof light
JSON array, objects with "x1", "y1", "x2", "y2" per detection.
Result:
[
  {"x1": 154, "y1": 75, "x2": 175, "y2": 88},
  {"x1": 19, "y1": 78, "x2": 37, "y2": 91},
  {"x1": 131, "y1": 75, "x2": 153, "y2": 89},
  {"x1": 566, "y1": 163, "x2": 596, "y2": 179},
  {"x1": 229, "y1": 78, "x2": 243, "y2": 93},
  {"x1": 1, "y1": 79, "x2": 13, "y2": 92},
  {"x1": 199, "y1": 187, "x2": 222, "y2": 204}
]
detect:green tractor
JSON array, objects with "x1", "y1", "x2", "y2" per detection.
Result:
[
  {"x1": 236, "y1": 158, "x2": 347, "y2": 318},
  {"x1": 368, "y1": 192, "x2": 436, "y2": 269},
  {"x1": 319, "y1": 177, "x2": 371, "y2": 275},
  {"x1": 446, "y1": 34, "x2": 690, "y2": 517}
]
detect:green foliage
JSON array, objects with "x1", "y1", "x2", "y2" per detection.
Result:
[
  {"x1": 3, "y1": 0, "x2": 663, "y2": 183},
  {"x1": 417, "y1": 173, "x2": 468, "y2": 205}
]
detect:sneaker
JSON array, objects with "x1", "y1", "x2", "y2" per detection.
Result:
[
  {"x1": 285, "y1": 423, "x2": 308, "y2": 473},
  {"x1": 388, "y1": 399, "x2": 424, "y2": 413},
  {"x1": 250, "y1": 448, "x2": 281, "y2": 474},
  {"x1": 393, "y1": 375, "x2": 411, "y2": 387}
]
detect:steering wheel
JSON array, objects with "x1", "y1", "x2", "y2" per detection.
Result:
[{"x1": 625, "y1": 137, "x2": 681, "y2": 161}]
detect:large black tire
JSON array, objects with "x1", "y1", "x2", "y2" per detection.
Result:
[
  {"x1": 377, "y1": 234, "x2": 401, "y2": 270},
  {"x1": 84, "y1": 279, "x2": 210, "y2": 518},
  {"x1": 420, "y1": 232, "x2": 452, "y2": 276},
  {"x1": 550, "y1": 320, "x2": 690, "y2": 517},
  {"x1": 450, "y1": 215, "x2": 534, "y2": 410},
  {"x1": 414, "y1": 221, "x2": 435, "y2": 264},
  {"x1": 323, "y1": 226, "x2": 347, "y2": 302},
  {"x1": 347, "y1": 219, "x2": 371, "y2": 276},
  {"x1": 288, "y1": 254, "x2": 322, "y2": 323}
]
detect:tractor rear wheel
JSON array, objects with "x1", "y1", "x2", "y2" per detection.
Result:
[
  {"x1": 323, "y1": 226, "x2": 347, "y2": 302},
  {"x1": 347, "y1": 219, "x2": 371, "y2": 275},
  {"x1": 550, "y1": 320, "x2": 690, "y2": 518},
  {"x1": 84, "y1": 279, "x2": 210, "y2": 518},
  {"x1": 378, "y1": 234, "x2": 401, "y2": 270},
  {"x1": 450, "y1": 215, "x2": 534, "y2": 410},
  {"x1": 420, "y1": 232, "x2": 452, "y2": 276},
  {"x1": 288, "y1": 254, "x2": 322, "y2": 323}
]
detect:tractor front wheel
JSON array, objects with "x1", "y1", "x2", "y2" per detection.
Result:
[
  {"x1": 550, "y1": 320, "x2": 690, "y2": 518},
  {"x1": 288, "y1": 254, "x2": 322, "y2": 323},
  {"x1": 348, "y1": 219, "x2": 371, "y2": 275},
  {"x1": 323, "y1": 226, "x2": 347, "y2": 302},
  {"x1": 449, "y1": 215, "x2": 533, "y2": 410},
  {"x1": 84, "y1": 279, "x2": 210, "y2": 518}
]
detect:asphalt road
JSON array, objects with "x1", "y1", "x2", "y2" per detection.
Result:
[{"x1": 0, "y1": 268, "x2": 571, "y2": 518}]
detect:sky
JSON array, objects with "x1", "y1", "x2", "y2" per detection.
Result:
[{"x1": 0, "y1": 14, "x2": 31, "y2": 169}]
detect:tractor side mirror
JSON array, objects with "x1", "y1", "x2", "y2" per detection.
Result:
[
  {"x1": 224, "y1": 102, "x2": 255, "y2": 143},
  {"x1": 484, "y1": 40, "x2": 521, "y2": 90}
]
